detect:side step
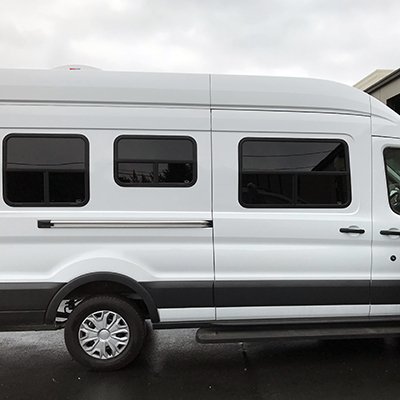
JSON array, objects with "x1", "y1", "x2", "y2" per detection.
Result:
[{"x1": 196, "y1": 322, "x2": 400, "y2": 344}]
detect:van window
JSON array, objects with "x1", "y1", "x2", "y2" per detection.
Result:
[
  {"x1": 3, "y1": 134, "x2": 89, "y2": 207},
  {"x1": 384, "y1": 147, "x2": 400, "y2": 214},
  {"x1": 114, "y1": 136, "x2": 197, "y2": 187},
  {"x1": 239, "y1": 139, "x2": 351, "y2": 208}
]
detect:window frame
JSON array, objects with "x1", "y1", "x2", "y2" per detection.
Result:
[
  {"x1": 2, "y1": 133, "x2": 90, "y2": 207},
  {"x1": 113, "y1": 135, "x2": 198, "y2": 188},
  {"x1": 238, "y1": 137, "x2": 352, "y2": 209}
]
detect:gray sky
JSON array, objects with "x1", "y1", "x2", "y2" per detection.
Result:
[{"x1": 1, "y1": 0, "x2": 399, "y2": 85}]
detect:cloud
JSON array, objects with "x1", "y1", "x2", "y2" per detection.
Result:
[{"x1": 0, "y1": 0, "x2": 398, "y2": 84}]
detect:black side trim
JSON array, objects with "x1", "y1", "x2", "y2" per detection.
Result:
[
  {"x1": 45, "y1": 272, "x2": 160, "y2": 324},
  {"x1": 0, "y1": 282, "x2": 63, "y2": 311},
  {"x1": 0, "y1": 282, "x2": 62, "y2": 327},
  {"x1": 0, "y1": 310, "x2": 47, "y2": 327},
  {"x1": 371, "y1": 280, "x2": 400, "y2": 304},
  {"x1": 215, "y1": 280, "x2": 370, "y2": 307},
  {"x1": 141, "y1": 281, "x2": 214, "y2": 308},
  {"x1": 143, "y1": 280, "x2": 370, "y2": 309}
]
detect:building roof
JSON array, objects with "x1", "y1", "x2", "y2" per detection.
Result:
[
  {"x1": 361, "y1": 68, "x2": 400, "y2": 94},
  {"x1": 354, "y1": 69, "x2": 394, "y2": 91},
  {"x1": 0, "y1": 68, "x2": 373, "y2": 116}
]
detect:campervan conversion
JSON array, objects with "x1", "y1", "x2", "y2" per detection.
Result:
[{"x1": 1, "y1": 67, "x2": 400, "y2": 370}]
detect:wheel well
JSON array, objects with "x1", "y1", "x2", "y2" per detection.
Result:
[
  {"x1": 45, "y1": 273, "x2": 160, "y2": 325},
  {"x1": 65, "y1": 281, "x2": 150, "y2": 319}
]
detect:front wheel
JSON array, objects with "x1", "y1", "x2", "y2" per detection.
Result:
[{"x1": 64, "y1": 296, "x2": 145, "y2": 371}]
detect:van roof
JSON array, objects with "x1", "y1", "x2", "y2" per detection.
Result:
[{"x1": 0, "y1": 68, "x2": 387, "y2": 117}]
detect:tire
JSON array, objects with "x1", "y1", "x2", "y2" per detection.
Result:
[{"x1": 64, "y1": 296, "x2": 145, "y2": 371}]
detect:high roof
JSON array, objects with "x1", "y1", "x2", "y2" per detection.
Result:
[{"x1": 0, "y1": 68, "x2": 374, "y2": 116}]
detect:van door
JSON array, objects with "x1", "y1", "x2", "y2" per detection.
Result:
[
  {"x1": 212, "y1": 110, "x2": 372, "y2": 320},
  {"x1": 371, "y1": 136, "x2": 400, "y2": 316}
]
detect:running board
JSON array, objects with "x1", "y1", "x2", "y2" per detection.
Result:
[{"x1": 196, "y1": 322, "x2": 400, "y2": 344}]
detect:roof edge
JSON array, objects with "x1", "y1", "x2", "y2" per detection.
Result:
[{"x1": 365, "y1": 68, "x2": 400, "y2": 94}]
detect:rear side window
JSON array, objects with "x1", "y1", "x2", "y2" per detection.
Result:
[
  {"x1": 114, "y1": 136, "x2": 197, "y2": 187},
  {"x1": 384, "y1": 147, "x2": 400, "y2": 214},
  {"x1": 239, "y1": 138, "x2": 351, "y2": 208},
  {"x1": 3, "y1": 134, "x2": 89, "y2": 207}
]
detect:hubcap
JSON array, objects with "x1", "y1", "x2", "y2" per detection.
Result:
[{"x1": 78, "y1": 310, "x2": 130, "y2": 360}]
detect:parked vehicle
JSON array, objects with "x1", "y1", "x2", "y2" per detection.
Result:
[{"x1": 1, "y1": 67, "x2": 400, "y2": 370}]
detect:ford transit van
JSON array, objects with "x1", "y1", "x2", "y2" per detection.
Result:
[{"x1": 0, "y1": 68, "x2": 399, "y2": 370}]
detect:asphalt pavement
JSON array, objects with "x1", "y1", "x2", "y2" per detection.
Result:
[{"x1": 0, "y1": 327, "x2": 400, "y2": 400}]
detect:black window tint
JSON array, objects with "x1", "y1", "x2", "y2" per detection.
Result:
[
  {"x1": 297, "y1": 175, "x2": 348, "y2": 205},
  {"x1": 239, "y1": 139, "x2": 350, "y2": 208},
  {"x1": 49, "y1": 172, "x2": 86, "y2": 203},
  {"x1": 115, "y1": 136, "x2": 197, "y2": 187},
  {"x1": 6, "y1": 137, "x2": 86, "y2": 170},
  {"x1": 158, "y1": 163, "x2": 193, "y2": 184},
  {"x1": 3, "y1": 135, "x2": 89, "y2": 207},
  {"x1": 117, "y1": 138, "x2": 193, "y2": 161},
  {"x1": 6, "y1": 171, "x2": 44, "y2": 203},
  {"x1": 241, "y1": 173, "x2": 294, "y2": 205},
  {"x1": 241, "y1": 141, "x2": 347, "y2": 172}
]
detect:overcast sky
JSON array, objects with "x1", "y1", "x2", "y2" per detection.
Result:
[{"x1": 0, "y1": 0, "x2": 399, "y2": 85}]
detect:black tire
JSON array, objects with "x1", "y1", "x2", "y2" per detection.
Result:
[{"x1": 64, "y1": 296, "x2": 145, "y2": 371}]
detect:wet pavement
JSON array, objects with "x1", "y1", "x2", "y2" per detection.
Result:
[{"x1": 0, "y1": 327, "x2": 400, "y2": 400}]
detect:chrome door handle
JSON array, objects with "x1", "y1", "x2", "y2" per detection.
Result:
[
  {"x1": 380, "y1": 230, "x2": 400, "y2": 236},
  {"x1": 339, "y1": 227, "x2": 365, "y2": 234}
]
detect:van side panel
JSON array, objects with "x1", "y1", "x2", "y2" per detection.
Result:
[
  {"x1": 0, "y1": 106, "x2": 214, "y2": 325},
  {"x1": 212, "y1": 110, "x2": 372, "y2": 320}
]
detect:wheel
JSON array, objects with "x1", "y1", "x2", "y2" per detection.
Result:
[{"x1": 64, "y1": 296, "x2": 145, "y2": 371}]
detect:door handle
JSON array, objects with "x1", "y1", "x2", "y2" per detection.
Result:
[
  {"x1": 380, "y1": 229, "x2": 400, "y2": 236},
  {"x1": 339, "y1": 227, "x2": 365, "y2": 234}
]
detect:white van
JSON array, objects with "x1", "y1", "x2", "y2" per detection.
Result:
[{"x1": 1, "y1": 67, "x2": 400, "y2": 370}]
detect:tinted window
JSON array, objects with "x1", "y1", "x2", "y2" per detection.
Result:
[
  {"x1": 384, "y1": 147, "x2": 400, "y2": 214},
  {"x1": 117, "y1": 138, "x2": 194, "y2": 161},
  {"x1": 114, "y1": 136, "x2": 197, "y2": 187},
  {"x1": 6, "y1": 171, "x2": 44, "y2": 203},
  {"x1": 239, "y1": 139, "x2": 350, "y2": 208},
  {"x1": 3, "y1": 135, "x2": 89, "y2": 206}
]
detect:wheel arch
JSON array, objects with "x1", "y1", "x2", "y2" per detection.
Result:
[{"x1": 45, "y1": 272, "x2": 160, "y2": 324}]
